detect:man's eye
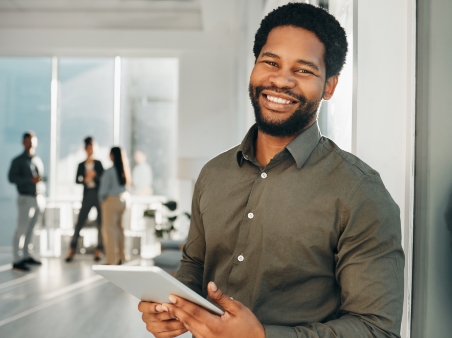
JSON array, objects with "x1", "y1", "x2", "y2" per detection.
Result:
[
  {"x1": 297, "y1": 69, "x2": 311, "y2": 74},
  {"x1": 265, "y1": 61, "x2": 277, "y2": 67}
]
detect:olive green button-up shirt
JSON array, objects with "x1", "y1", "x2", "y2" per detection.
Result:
[{"x1": 176, "y1": 122, "x2": 404, "y2": 338}]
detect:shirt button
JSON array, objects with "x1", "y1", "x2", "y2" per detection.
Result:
[
  {"x1": 238, "y1": 255, "x2": 244, "y2": 262},
  {"x1": 261, "y1": 172, "x2": 267, "y2": 179},
  {"x1": 248, "y1": 212, "x2": 254, "y2": 219}
]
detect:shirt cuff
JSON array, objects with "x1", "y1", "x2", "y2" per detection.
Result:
[{"x1": 263, "y1": 324, "x2": 298, "y2": 338}]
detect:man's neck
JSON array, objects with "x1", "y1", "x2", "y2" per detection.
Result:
[
  {"x1": 254, "y1": 130, "x2": 298, "y2": 167},
  {"x1": 254, "y1": 120, "x2": 316, "y2": 167}
]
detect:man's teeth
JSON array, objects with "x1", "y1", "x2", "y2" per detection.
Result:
[{"x1": 266, "y1": 95, "x2": 292, "y2": 104}]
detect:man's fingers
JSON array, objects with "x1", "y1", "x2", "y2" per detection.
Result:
[
  {"x1": 153, "y1": 328, "x2": 188, "y2": 338},
  {"x1": 167, "y1": 295, "x2": 219, "y2": 322},
  {"x1": 164, "y1": 302, "x2": 207, "y2": 336},
  {"x1": 207, "y1": 281, "x2": 242, "y2": 314},
  {"x1": 138, "y1": 301, "x2": 160, "y2": 313},
  {"x1": 145, "y1": 319, "x2": 186, "y2": 334},
  {"x1": 139, "y1": 301, "x2": 188, "y2": 337},
  {"x1": 142, "y1": 311, "x2": 178, "y2": 323}
]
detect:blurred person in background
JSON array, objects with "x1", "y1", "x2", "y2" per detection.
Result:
[
  {"x1": 132, "y1": 150, "x2": 153, "y2": 195},
  {"x1": 8, "y1": 131, "x2": 46, "y2": 272},
  {"x1": 65, "y1": 136, "x2": 104, "y2": 263},
  {"x1": 99, "y1": 146, "x2": 131, "y2": 265}
]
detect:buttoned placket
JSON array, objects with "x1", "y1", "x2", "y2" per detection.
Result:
[{"x1": 226, "y1": 154, "x2": 287, "y2": 298}]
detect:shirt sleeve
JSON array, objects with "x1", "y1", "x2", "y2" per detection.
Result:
[
  {"x1": 263, "y1": 174, "x2": 405, "y2": 338},
  {"x1": 8, "y1": 158, "x2": 30, "y2": 185},
  {"x1": 98, "y1": 169, "x2": 111, "y2": 203},
  {"x1": 175, "y1": 172, "x2": 206, "y2": 296},
  {"x1": 35, "y1": 157, "x2": 44, "y2": 177},
  {"x1": 75, "y1": 163, "x2": 84, "y2": 184}
]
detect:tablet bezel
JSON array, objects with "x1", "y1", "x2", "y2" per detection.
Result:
[{"x1": 92, "y1": 265, "x2": 224, "y2": 315}]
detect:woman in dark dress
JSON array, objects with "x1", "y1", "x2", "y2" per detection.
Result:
[{"x1": 65, "y1": 137, "x2": 104, "y2": 262}]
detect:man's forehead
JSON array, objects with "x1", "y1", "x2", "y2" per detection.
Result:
[
  {"x1": 260, "y1": 26, "x2": 326, "y2": 67},
  {"x1": 263, "y1": 26, "x2": 324, "y2": 51}
]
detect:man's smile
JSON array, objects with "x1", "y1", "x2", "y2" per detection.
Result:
[{"x1": 260, "y1": 91, "x2": 300, "y2": 112}]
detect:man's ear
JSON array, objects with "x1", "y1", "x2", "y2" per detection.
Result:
[{"x1": 323, "y1": 75, "x2": 339, "y2": 100}]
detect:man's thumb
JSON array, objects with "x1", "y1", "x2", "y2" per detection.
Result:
[{"x1": 207, "y1": 281, "x2": 239, "y2": 313}]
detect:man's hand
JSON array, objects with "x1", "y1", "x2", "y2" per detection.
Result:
[
  {"x1": 31, "y1": 176, "x2": 42, "y2": 184},
  {"x1": 138, "y1": 301, "x2": 188, "y2": 338},
  {"x1": 163, "y1": 282, "x2": 265, "y2": 338}
]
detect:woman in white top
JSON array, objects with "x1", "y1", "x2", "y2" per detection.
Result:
[{"x1": 98, "y1": 147, "x2": 131, "y2": 265}]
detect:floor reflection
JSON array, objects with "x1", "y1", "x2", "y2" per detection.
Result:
[{"x1": 0, "y1": 253, "x2": 190, "y2": 338}]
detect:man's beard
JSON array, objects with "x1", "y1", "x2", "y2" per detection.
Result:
[{"x1": 248, "y1": 84, "x2": 322, "y2": 137}]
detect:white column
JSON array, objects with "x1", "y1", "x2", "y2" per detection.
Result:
[
  {"x1": 353, "y1": 1, "x2": 416, "y2": 337},
  {"x1": 113, "y1": 56, "x2": 121, "y2": 146},
  {"x1": 49, "y1": 56, "x2": 59, "y2": 199}
]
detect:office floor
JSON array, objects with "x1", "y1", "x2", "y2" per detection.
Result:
[{"x1": 0, "y1": 253, "x2": 190, "y2": 338}]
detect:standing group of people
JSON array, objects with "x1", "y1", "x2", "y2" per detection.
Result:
[
  {"x1": 8, "y1": 133, "x2": 132, "y2": 272},
  {"x1": 65, "y1": 137, "x2": 132, "y2": 266}
]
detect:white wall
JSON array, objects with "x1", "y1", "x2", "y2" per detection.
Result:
[
  {"x1": 353, "y1": 1, "x2": 416, "y2": 337},
  {"x1": 412, "y1": 0, "x2": 452, "y2": 337}
]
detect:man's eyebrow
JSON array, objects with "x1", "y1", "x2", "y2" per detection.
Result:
[
  {"x1": 261, "y1": 52, "x2": 280, "y2": 59},
  {"x1": 261, "y1": 52, "x2": 320, "y2": 71},
  {"x1": 296, "y1": 59, "x2": 319, "y2": 71}
]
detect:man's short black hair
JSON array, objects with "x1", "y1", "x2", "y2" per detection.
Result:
[
  {"x1": 23, "y1": 131, "x2": 35, "y2": 140},
  {"x1": 253, "y1": 3, "x2": 348, "y2": 79},
  {"x1": 84, "y1": 136, "x2": 94, "y2": 148}
]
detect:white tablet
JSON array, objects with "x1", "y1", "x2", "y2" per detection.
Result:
[{"x1": 92, "y1": 265, "x2": 224, "y2": 315}]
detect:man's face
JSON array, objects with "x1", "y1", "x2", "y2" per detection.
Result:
[
  {"x1": 23, "y1": 136, "x2": 38, "y2": 153},
  {"x1": 249, "y1": 26, "x2": 338, "y2": 137}
]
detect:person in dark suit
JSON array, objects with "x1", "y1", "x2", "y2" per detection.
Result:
[{"x1": 65, "y1": 137, "x2": 104, "y2": 262}]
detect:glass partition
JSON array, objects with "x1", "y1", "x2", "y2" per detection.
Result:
[
  {"x1": 120, "y1": 58, "x2": 179, "y2": 198},
  {"x1": 0, "y1": 58, "x2": 52, "y2": 246},
  {"x1": 0, "y1": 56, "x2": 179, "y2": 252},
  {"x1": 56, "y1": 58, "x2": 115, "y2": 198}
]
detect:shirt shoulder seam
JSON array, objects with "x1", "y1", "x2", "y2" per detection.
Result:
[{"x1": 321, "y1": 140, "x2": 376, "y2": 177}]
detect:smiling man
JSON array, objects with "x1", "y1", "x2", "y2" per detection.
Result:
[{"x1": 139, "y1": 3, "x2": 404, "y2": 338}]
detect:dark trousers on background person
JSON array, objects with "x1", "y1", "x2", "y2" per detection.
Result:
[{"x1": 70, "y1": 189, "x2": 103, "y2": 251}]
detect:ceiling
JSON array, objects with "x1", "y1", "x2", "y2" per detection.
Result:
[{"x1": 0, "y1": 0, "x2": 203, "y2": 30}]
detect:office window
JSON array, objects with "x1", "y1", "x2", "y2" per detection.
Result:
[
  {"x1": 121, "y1": 58, "x2": 178, "y2": 198},
  {"x1": 0, "y1": 58, "x2": 52, "y2": 246},
  {"x1": 56, "y1": 58, "x2": 115, "y2": 198},
  {"x1": 0, "y1": 56, "x2": 179, "y2": 246}
]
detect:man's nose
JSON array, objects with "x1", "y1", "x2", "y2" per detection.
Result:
[{"x1": 268, "y1": 68, "x2": 296, "y2": 89}]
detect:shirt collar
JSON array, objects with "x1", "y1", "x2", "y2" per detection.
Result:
[
  {"x1": 236, "y1": 121, "x2": 322, "y2": 169},
  {"x1": 286, "y1": 121, "x2": 322, "y2": 169},
  {"x1": 236, "y1": 125, "x2": 258, "y2": 167}
]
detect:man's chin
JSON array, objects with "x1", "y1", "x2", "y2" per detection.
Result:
[
  {"x1": 255, "y1": 111, "x2": 317, "y2": 137},
  {"x1": 256, "y1": 121, "x2": 298, "y2": 137}
]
